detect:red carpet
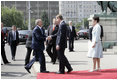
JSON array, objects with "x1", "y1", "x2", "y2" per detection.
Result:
[{"x1": 37, "y1": 69, "x2": 117, "y2": 79}]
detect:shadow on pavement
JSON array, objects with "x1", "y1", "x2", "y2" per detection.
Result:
[
  {"x1": 1, "y1": 72, "x2": 27, "y2": 77},
  {"x1": 5, "y1": 64, "x2": 24, "y2": 66},
  {"x1": 15, "y1": 59, "x2": 25, "y2": 61}
]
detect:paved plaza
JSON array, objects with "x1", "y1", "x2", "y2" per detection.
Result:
[{"x1": 1, "y1": 40, "x2": 117, "y2": 79}]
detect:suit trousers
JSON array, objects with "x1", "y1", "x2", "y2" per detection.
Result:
[
  {"x1": 46, "y1": 43, "x2": 57, "y2": 63},
  {"x1": 1, "y1": 45, "x2": 9, "y2": 64},
  {"x1": 57, "y1": 47, "x2": 72, "y2": 72},
  {"x1": 25, "y1": 47, "x2": 32, "y2": 66},
  {"x1": 25, "y1": 49, "x2": 46, "y2": 72},
  {"x1": 10, "y1": 40, "x2": 17, "y2": 59},
  {"x1": 69, "y1": 38, "x2": 74, "y2": 51}
]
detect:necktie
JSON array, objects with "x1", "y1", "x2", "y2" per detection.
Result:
[
  {"x1": 14, "y1": 31, "x2": 16, "y2": 40},
  {"x1": 53, "y1": 26, "x2": 55, "y2": 31},
  {"x1": 1, "y1": 30, "x2": 4, "y2": 39},
  {"x1": 70, "y1": 26, "x2": 72, "y2": 32},
  {"x1": 41, "y1": 28, "x2": 43, "y2": 34}
]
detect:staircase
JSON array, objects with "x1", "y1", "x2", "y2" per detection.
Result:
[
  {"x1": 102, "y1": 41, "x2": 117, "y2": 54},
  {"x1": 103, "y1": 46, "x2": 117, "y2": 54}
]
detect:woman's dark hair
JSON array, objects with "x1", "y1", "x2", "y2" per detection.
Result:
[{"x1": 93, "y1": 16, "x2": 99, "y2": 23}]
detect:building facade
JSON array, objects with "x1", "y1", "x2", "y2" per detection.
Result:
[{"x1": 59, "y1": 1, "x2": 102, "y2": 23}]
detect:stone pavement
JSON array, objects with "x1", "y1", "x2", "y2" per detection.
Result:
[
  {"x1": 1, "y1": 39, "x2": 117, "y2": 79},
  {"x1": 33, "y1": 40, "x2": 117, "y2": 74}
]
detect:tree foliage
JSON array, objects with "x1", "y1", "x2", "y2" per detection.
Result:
[
  {"x1": 41, "y1": 11, "x2": 50, "y2": 29},
  {"x1": 1, "y1": 6, "x2": 24, "y2": 29}
]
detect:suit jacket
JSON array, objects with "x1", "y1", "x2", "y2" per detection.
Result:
[
  {"x1": 8, "y1": 30, "x2": 19, "y2": 45},
  {"x1": 47, "y1": 25, "x2": 59, "y2": 45},
  {"x1": 67, "y1": 26, "x2": 76, "y2": 39},
  {"x1": 1, "y1": 31, "x2": 5, "y2": 46},
  {"x1": 56, "y1": 21, "x2": 67, "y2": 49},
  {"x1": 31, "y1": 26, "x2": 46, "y2": 51},
  {"x1": 26, "y1": 31, "x2": 32, "y2": 48}
]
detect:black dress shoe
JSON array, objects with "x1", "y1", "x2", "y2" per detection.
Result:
[
  {"x1": 13, "y1": 58, "x2": 15, "y2": 61},
  {"x1": 41, "y1": 71, "x2": 49, "y2": 73},
  {"x1": 53, "y1": 62, "x2": 56, "y2": 64},
  {"x1": 69, "y1": 50, "x2": 74, "y2": 52},
  {"x1": 12, "y1": 58, "x2": 15, "y2": 61},
  {"x1": 5, "y1": 62, "x2": 11, "y2": 64},
  {"x1": 56, "y1": 71, "x2": 65, "y2": 74},
  {"x1": 25, "y1": 67, "x2": 31, "y2": 73},
  {"x1": 67, "y1": 69, "x2": 73, "y2": 73}
]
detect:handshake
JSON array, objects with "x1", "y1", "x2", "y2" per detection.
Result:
[{"x1": 46, "y1": 36, "x2": 52, "y2": 41}]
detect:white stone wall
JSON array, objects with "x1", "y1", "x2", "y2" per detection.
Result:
[
  {"x1": 59, "y1": 1, "x2": 102, "y2": 23},
  {"x1": 88, "y1": 14, "x2": 117, "y2": 41}
]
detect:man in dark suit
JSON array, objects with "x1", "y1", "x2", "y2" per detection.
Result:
[
  {"x1": 1, "y1": 22, "x2": 10, "y2": 65},
  {"x1": 25, "y1": 30, "x2": 32, "y2": 66},
  {"x1": 68, "y1": 21, "x2": 76, "y2": 52},
  {"x1": 46, "y1": 18, "x2": 59, "y2": 64},
  {"x1": 55, "y1": 14, "x2": 73, "y2": 74},
  {"x1": 25, "y1": 19, "x2": 49, "y2": 73},
  {"x1": 8, "y1": 25, "x2": 19, "y2": 61}
]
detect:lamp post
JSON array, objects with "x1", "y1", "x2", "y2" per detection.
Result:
[{"x1": 28, "y1": 1, "x2": 31, "y2": 30}]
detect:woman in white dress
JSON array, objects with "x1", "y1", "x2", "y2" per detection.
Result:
[{"x1": 87, "y1": 16, "x2": 103, "y2": 72}]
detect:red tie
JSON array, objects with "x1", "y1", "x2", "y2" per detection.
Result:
[
  {"x1": 1, "y1": 30, "x2": 4, "y2": 39},
  {"x1": 53, "y1": 26, "x2": 55, "y2": 31}
]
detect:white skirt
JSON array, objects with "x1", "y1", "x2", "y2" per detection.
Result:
[{"x1": 87, "y1": 40, "x2": 103, "y2": 58}]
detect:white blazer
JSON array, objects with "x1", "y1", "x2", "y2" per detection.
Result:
[{"x1": 87, "y1": 23, "x2": 103, "y2": 58}]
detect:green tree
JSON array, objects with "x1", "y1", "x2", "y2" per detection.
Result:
[
  {"x1": 83, "y1": 18, "x2": 89, "y2": 29},
  {"x1": 75, "y1": 22, "x2": 82, "y2": 32},
  {"x1": 1, "y1": 6, "x2": 24, "y2": 29},
  {"x1": 41, "y1": 11, "x2": 49, "y2": 29}
]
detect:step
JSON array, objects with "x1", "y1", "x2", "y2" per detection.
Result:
[
  {"x1": 107, "y1": 49, "x2": 113, "y2": 52},
  {"x1": 113, "y1": 46, "x2": 117, "y2": 50}
]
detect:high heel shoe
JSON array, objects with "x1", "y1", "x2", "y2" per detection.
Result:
[
  {"x1": 89, "y1": 69, "x2": 96, "y2": 72},
  {"x1": 97, "y1": 68, "x2": 101, "y2": 71}
]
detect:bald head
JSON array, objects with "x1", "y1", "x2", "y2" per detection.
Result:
[
  {"x1": 69, "y1": 21, "x2": 72, "y2": 26},
  {"x1": 35, "y1": 19, "x2": 42, "y2": 27}
]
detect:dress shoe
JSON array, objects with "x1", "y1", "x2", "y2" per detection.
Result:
[
  {"x1": 67, "y1": 69, "x2": 73, "y2": 73},
  {"x1": 56, "y1": 71, "x2": 65, "y2": 74},
  {"x1": 5, "y1": 62, "x2": 11, "y2": 64},
  {"x1": 96, "y1": 68, "x2": 101, "y2": 71},
  {"x1": 25, "y1": 67, "x2": 31, "y2": 73},
  {"x1": 52, "y1": 62, "x2": 56, "y2": 64},
  {"x1": 40, "y1": 71, "x2": 49, "y2": 73},
  {"x1": 88, "y1": 69, "x2": 96, "y2": 72},
  {"x1": 69, "y1": 50, "x2": 74, "y2": 52},
  {"x1": 12, "y1": 58, "x2": 15, "y2": 61}
]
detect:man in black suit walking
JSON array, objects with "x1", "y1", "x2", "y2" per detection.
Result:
[
  {"x1": 1, "y1": 22, "x2": 10, "y2": 65},
  {"x1": 24, "y1": 19, "x2": 49, "y2": 73},
  {"x1": 46, "y1": 18, "x2": 59, "y2": 64},
  {"x1": 55, "y1": 14, "x2": 73, "y2": 74},
  {"x1": 8, "y1": 25, "x2": 19, "y2": 61},
  {"x1": 68, "y1": 21, "x2": 76, "y2": 52},
  {"x1": 25, "y1": 30, "x2": 32, "y2": 66}
]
